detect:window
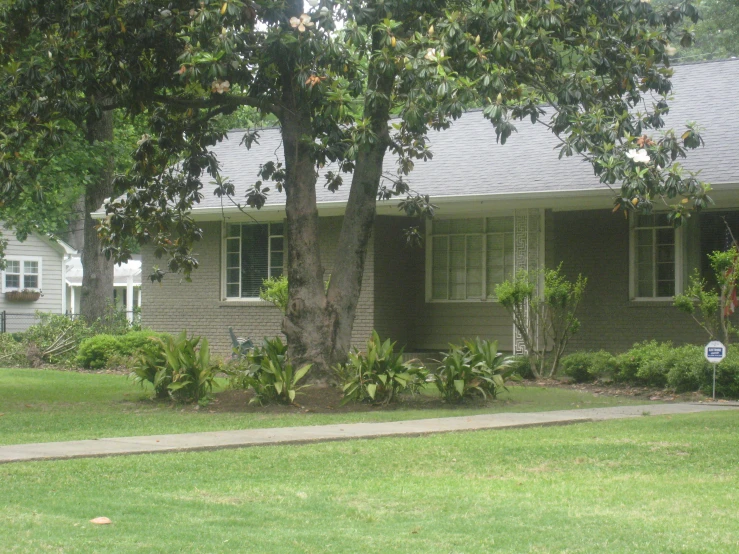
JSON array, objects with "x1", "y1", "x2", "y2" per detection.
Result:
[
  {"x1": 632, "y1": 214, "x2": 677, "y2": 298},
  {"x1": 2, "y1": 257, "x2": 42, "y2": 292},
  {"x1": 224, "y1": 223, "x2": 284, "y2": 299},
  {"x1": 429, "y1": 217, "x2": 514, "y2": 301}
]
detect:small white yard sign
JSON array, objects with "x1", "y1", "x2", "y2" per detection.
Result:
[{"x1": 704, "y1": 341, "x2": 726, "y2": 400}]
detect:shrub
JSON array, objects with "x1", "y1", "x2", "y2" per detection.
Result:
[
  {"x1": 226, "y1": 337, "x2": 311, "y2": 405},
  {"x1": 77, "y1": 330, "x2": 167, "y2": 369},
  {"x1": 336, "y1": 331, "x2": 427, "y2": 405},
  {"x1": 694, "y1": 350, "x2": 739, "y2": 399},
  {"x1": 495, "y1": 265, "x2": 587, "y2": 379},
  {"x1": 614, "y1": 341, "x2": 670, "y2": 384},
  {"x1": 131, "y1": 331, "x2": 216, "y2": 403},
  {"x1": 432, "y1": 339, "x2": 516, "y2": 402},
  {"x1": 561, "y1": 351, "x2": 616, "y2": 383},
  {"x1": 506, "y1": 355, "x2": 534, "y2": 380},
  {"x1": 259, "y1": 275, "x2": 289, "y2": 312},
  {"x1": 666, "y1": 346, "x2": 707, "y2": 393},
  {"x1": 76, "y1": 334, "x2": 122, "y2": 369},
  {"x1": 131, "y1": 341, "x2": 171, "y2": 399}
]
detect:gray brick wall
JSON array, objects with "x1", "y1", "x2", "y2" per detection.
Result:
[
  {"x1": 141, "y1": 217, "x2": 374, "y2": 357},
  {"x1": 552, "y1": 209, "x2": 707, "y2": 353},
  {"x1": 373, "y1": 216, "x2": 419, "y2": 349}
]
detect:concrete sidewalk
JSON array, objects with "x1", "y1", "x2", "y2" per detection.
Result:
[{"x1": 1, "y1": 403, "x2": 736, "y2": 464}]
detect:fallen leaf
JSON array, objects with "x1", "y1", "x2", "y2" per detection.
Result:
[{"x1": 90, "y1": 517, "x2": 112, "y2": 525}]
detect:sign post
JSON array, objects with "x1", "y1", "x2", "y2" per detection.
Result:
[{"x1": 704, "y1": 341, "x2": 727, "y2": 400}]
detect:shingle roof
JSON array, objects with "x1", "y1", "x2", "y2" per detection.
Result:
[{"x1": 199, "y1": 59, "x2": 739, "y2": 211}]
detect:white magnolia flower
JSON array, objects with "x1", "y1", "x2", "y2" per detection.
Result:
[
  {"x1": 626, "y1": 148, "x2": 651, "y2": 164},
  {"x1": 665, "y1": 45, "x2": 677, "y2": 56},
  {"x1": 290, "y1": 14, "x2": 314, "y2": 32},
  {"x1": 424, "y1": 48, "x2": 437, "y2": 62},
  {"x1": 211, "y1": 80, "x2": 231, "y2": 94},
  {"x1": 306, "y1": 0, "x2": 320, "y2": 6},
  {"x1": 136, "y1": 134, "x2": 150, "y2": 147}
]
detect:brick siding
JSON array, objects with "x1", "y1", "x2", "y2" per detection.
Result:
[
  {"x1": 141, "y1": 217, "x2": 374, "y2": 357},
  {"x1": 552, "y1": 209, "x2": 707, "y2": 353}
]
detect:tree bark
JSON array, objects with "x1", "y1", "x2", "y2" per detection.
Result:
[
  {"x1": 279, "y1": 27, "x2": 396, "y2": 380},
  {"x1": 79, "y1": 107, "x2": 115, "y2": 322},
  {"x1": 66, "y1": 193, "x2": 86, "y2": 253}
]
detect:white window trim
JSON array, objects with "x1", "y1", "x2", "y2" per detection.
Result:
[
  {"x1": 629, "y1": 215, "x2": 683, "y2": 301},
  {"x1": 425, "y1": 216, "x2": 516, "y2": 303},
  {"x1": 221, "y1": 221, "x2": 285, "y2": 301},
  {"x1": 1, "y1": 256, "x2": 43, "y2": 293}
]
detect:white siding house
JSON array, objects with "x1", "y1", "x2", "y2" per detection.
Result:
[{"x1": 0, "y1": 227, "x2": 76, "y2": 332}]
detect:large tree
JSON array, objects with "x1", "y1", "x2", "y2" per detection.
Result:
[
  {"x1": 654, "y1": 0, "x2": 739, "y2": 60},
  {"x1": 1, "y1": 1, "x2": 709, "y2": 377}
]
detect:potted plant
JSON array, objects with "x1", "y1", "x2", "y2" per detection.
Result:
[{"x1": 4, "y1": 289, "x2": 42, "y2": 301}]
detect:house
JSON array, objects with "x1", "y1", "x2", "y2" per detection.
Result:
[
  {"x1": 64, "y1": 255, "x2": 142, "y2": 322},
  {"x1": 139, "y1": 60, "x2": 739, "y2": 357},
  {"x1": 0, "y1": 227, "x2": 144, "y2": 332},
  {"x1": 0, "y1": 227, "x2": 75, "y2": 333}
]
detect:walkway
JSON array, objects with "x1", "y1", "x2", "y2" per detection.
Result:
[{"x1": 1, "y1": 403, "x2": 737, "y2": 464}]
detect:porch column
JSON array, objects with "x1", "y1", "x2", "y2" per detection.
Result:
[
  {"x1": 126, "y1": 275, "x2": 134, "y2": 322},
  {"x1": 70, "y1": 286, "x2": 76, "y2": 315},
  {"x1": 513, "y1": 209, "x2": 542, "y2": 355}
]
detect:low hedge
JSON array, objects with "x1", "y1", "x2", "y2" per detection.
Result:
[
  {"x1": 562, "y1": 341, "x2": 739, "y2": 399},
  {"x1": 76, "y1": 331, "x2": 169, "y2": 369}
]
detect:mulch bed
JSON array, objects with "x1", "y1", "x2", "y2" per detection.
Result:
[{"x1": 204, "y1": 385, "x2": 497, "y2": 414}]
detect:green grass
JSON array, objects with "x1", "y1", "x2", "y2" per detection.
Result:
[
  {"x1": 1, "y1": 412, "x2": 738, "y2": 553},
  {"x1": 0, "y1": 367, "x2": 649, "y2": 446}
]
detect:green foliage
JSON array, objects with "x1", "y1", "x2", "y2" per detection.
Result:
[
  {"x1": 226, "y1": 337, "x2": 311, "y2": 405},
  {"x1": 259, "y1": 275, "x2": 289, "y2": 312},
  {"x1": 130, "y1": 331, "x2": 216, "y2": 403},
  {"x1": 76, "y1": 330, "x2": 168, "y2": 369},
  {"x1": 76, "y1": 335, "x2": 122, "y2": 370},
  {"x1": 675, "y1": 247, "x2": 739, "y2": 345},
  {"x1": 131, "y1": 342, "x2": 171, "y2": 400},
  {"x1": 653, "y1": 0, "x2": 739, "y2": 61},
  {"x1": 563, "y1": 341, "x2": 739, "y2": 398},
  {"x1": 432, "y1": 339, "x2": 516, "y2": 403},
  {"x1": 336, "y1": 331, "x2": 427, "y2": 405},
  {"x1": 561, "y1": 351, "x2": 618, "y2": 384},
  {"x1": 495, "y1": 265, "x2": 587, "y2": 379}
]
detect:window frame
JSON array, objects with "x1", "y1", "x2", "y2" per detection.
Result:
[
  {"x1": 629, "y1": 214, "x2": 683, "y2": 301},
  {"x1": 424, "y1": 215, "x2": 518, "y2": 303},
  {"x1": 221, "y1": 221, "x2": 285, "y2": 301},
  {"x1": 1, "y1": 256, "x2": 43, "y2": 293}
]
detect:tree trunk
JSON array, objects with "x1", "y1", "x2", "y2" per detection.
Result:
[
  {"x1": 79, "y1": 107, "x2": 115, "y2": 323},
  {"x1": 278, "y1": 27, "x2": 396, "y2": 380},
  {"x1": 66, "y1": 193, "x2": 86, "y2": 253}
]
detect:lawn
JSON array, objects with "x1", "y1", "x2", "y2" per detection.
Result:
[
  {"x1": 0, "y1": 367, "x2": 651, "y2": 446},
  {"x1": 1, "y1": 411, "x2": 738, "y2": 553}
]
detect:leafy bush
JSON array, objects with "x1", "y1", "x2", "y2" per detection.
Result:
[
  {"x1": 561, "y1": 342, "x2": 739, "y2": 398},
  {"x1": 131, "y1": 341, "x2": 171, "y2": 399},
  {"x1": 259, "y1": 275, "x2": 289, "y2": 312},
  {"x1": 495, "y1": 265, "x2": 587, "y2": 379},
  {"x1": 130, "y1": 331, "x2": 216, "y2": 403},
  {"x1": 226, "y1": 337, "x2": 311, "y2": 405},
  {"x1": 561, "y1": 351, "x2": 617, "y2": 383},
  {"x1": 76, "y1": 334, "x2": 122, "y2": 369},
  {"x1": 336, "y1": 331, "x2": 427, "y2": 405},
  {"x1": 77, "y1": 330, "x2": 168, "y2": 369},
  {"x1": 506, "y1": 355, "x2": 534, "y2": 380},
  {"x1": 674, "y1": 247, "x2": 739, "y2": 345},
  {"x1": 431, "y1": 339, "x2": 516, "y2": 402}
]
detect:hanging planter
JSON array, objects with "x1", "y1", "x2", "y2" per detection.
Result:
[{"x1": 4, "y1": 289, "x2": 42, "y2": 302}]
